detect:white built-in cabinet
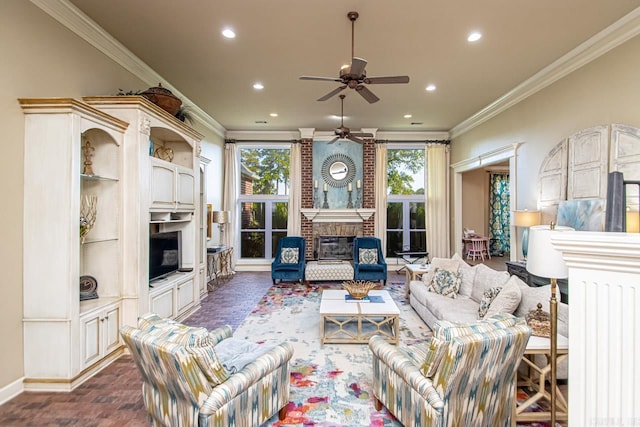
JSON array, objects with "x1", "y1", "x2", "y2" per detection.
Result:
[
  {"x1": 20, "y1": 96, "x2": 206, "y2": 391},
  {"x1": 20, "y1": 98, "x2": 128, "y2": 391}
]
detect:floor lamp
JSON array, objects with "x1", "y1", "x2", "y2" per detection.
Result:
[
  {"x1": 513, "y1": 210, "x2": 541, "y2": 260},
  {"x1": 525, "y1": 223, "x2": 572, "y2": 425}
]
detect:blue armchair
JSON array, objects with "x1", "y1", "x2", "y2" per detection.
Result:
[
  {"x1": 353, "y1": 237, "x2": 387, "y2": 285},
  {"x1": 271, "y1": 236, "x2": 306, "y2": 284}
]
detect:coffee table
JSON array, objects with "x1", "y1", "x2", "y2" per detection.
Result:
[{"x1": 319, "y1": 289, "x2": 400, "y2": 345}]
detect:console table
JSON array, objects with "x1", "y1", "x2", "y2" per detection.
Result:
[{"x1": 207, "y1": 246, "x2": 234, "y2": 288}]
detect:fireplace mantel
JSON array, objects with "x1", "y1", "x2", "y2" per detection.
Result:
[{"x1": 301, "y1": 208, "x2": 375, "y2": 223}]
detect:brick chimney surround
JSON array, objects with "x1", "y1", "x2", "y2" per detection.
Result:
[{"x1": 300, "y1": 138, "x2": 376, "y2": 259}]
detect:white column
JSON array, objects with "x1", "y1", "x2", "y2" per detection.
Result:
[{"x1": 552, "y1": 231, "x2": 640, "y2": 427}]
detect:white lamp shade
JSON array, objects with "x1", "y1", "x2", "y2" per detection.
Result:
[
  {"x1": 526, "y1": 225, "x2": 573, "y2": 279},
  {"x1": 212, "y1": 210, "x2": 230, "y2": 224},
  {"x1": 513, "y1": 210, "x2": 541, "y2": 227}
]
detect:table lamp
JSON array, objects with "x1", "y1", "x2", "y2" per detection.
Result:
[
  {"x1": 526, "y1": 223, "x2": 573, "y2": 425},
  {"x1": 627, "y1": 208, "x2": 640, "y2": 233},
  {"x1": 212, "y1": 210, "x2": 230, "y2": 239},
  {"x1": 513, "y1": 210, "x2": 541, "y2": 260}
]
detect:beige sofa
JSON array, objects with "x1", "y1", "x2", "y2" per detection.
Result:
[{"x1": 408, "y1": 253, "x2": 568, "y2": 377}]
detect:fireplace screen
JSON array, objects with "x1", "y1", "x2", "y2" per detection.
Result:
[{"x1": 316, "y1": 235, "x2": 355, "y2": 260}]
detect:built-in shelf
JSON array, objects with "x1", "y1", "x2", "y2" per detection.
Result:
[
  {"x1": 79, "y1": 296, "x2": 120, "y2": 316},
  {"x1": 81, "y1": 174, "x2": 118, "y2": 182},
  {"x1": 301, "y1": 208, "x2": 376, "y2": 223},
  {"x1": 150, "y1": 212, "x2": 193, "y2": 222}
]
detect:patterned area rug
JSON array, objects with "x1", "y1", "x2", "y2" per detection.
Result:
[{"x1": 233, "y1": 281, "x2": 558, "y2": 426}]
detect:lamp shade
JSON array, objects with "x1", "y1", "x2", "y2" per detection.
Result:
[
  {"x1": 627, "y1": 210, "x2": 640, "y2": 233},
  {"x1": 526, "y1": 225, "x2": 573, "y2": 279},
  {"x1": 513, "y1": 210, "x2": 541, "y2": 227},
  {"x1": 212, "y1": 210, "x2": 230, "y2": 224}
]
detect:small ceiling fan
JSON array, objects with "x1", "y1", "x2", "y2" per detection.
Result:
[
  {"x1": 329, "y1": 94, "x2": 373, "y2": 144},
  {"x1": 300, "y1": 11, "x2": 410, "y2": 104}
]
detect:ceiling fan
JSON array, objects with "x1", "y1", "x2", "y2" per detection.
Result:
[
  {"x1": 329, "y1": 94, "x2": 373, "y2": 144},
  {"x1": 300, "y1": 11, "x2": 410, "y2": 104}
]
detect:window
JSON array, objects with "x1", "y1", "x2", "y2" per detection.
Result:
[
  {"x1": 386, "y1": 147, "x2": 426, "y2": 258},
  {"x1": 238, "y1": 147, "x2": 290, "y2": 259}
]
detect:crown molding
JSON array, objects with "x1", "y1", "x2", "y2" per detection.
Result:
[
  {"x1": 376, "y1": 130, "x2": 450, "y2": 141},
  {"x1": 450, "y1": 7, "x2": 640, "y2": 140},
  {"x1": 30, "y1": 0, "x2": 226, "y2": 138}
]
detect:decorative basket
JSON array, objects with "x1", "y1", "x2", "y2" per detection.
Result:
[
  {"x1": 141, "y1": 83, "x2": 182, "y2": 116},
  {"x1": 342, "y1": 280, "x2": 378, "y2": 299},
  {"x1": 526, "y1": 303, "x2": 551, "y2": 337}
]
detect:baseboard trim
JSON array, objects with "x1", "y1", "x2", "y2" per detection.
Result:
[{"x1": 0, "y1": 376, "x2": 25, "y2": 405}]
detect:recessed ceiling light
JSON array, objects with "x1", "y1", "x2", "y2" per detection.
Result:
[
  {"x1": 222, "y1": 28, "x2": 236, "y2": 39},
  {"x1": 253, "y1": 82, "x2": 264, "y2": 90},
  {"x1": 467, "y1": 32, "x2": 482, "y2": 42},
  {"x1": 270, "y1": 113, "x2": 278, "y2": 117},
  {"x1": 425, "y1": 84, "x2": 436, "y2": 92},
  {"x1": 404, "y1": 114, "x2": 412, "y2": 119}
]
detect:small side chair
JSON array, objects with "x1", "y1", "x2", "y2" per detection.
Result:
[
  {"x1": 353, "y1": 236, "x2": 387, "y2": 285},
  {"x1": 271, "y1": 236, "x2": 306, "y2": 284}
]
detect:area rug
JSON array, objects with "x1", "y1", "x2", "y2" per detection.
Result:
[{"x1": 232, "y1": 281, "x2": 560, "y2": 427}]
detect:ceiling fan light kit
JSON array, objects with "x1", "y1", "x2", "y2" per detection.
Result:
[{"x1": 300, "y1": 11, "x2": 409, "y2": 104}]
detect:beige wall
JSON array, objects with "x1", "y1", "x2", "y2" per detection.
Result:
[
  {"x1": 451, "y1": 34, "x2": 640, "y2": 240},
  {"x1": 461, "y1": 168, "x2": 489, "y2": 241},
  {"x1": 0, "y1": 1, "x2": 228, "y2": 393}
]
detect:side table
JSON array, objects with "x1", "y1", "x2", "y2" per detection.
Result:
[
  {"x1": 513, "y1": 335, "x2": 569, "y2": 425},
  {"x1": 404, "y1": 264, "x2": 430, "y2": 298}
]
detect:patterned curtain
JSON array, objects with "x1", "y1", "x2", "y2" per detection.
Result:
[{"x1": 489, "y1": 173, "x2": 510, "y2": 255}]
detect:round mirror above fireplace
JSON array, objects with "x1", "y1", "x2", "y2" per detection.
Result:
[{"x1": 321, "y1": 153, "x2": 356, "y2": 187}]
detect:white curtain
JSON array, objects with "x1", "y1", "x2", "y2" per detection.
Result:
[
  {"x1": 287, "y1": 142, "x2": 302, "y2": 235},
  {"x1": 374, "y1": 142, "x2": 388, "y2": 250},
  {"x1": 223, "y1": 143, "x2": 238, "y2": 269},
  {"x1": 426, "y1": 144, "x2": 450, "y2": 258}
]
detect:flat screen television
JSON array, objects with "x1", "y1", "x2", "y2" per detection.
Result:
[{"x1": 149, "y1": 230, "x2": 182, "y2": 282}]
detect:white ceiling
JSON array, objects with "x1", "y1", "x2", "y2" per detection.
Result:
[{"x1": 67, "y1": 0, "x2": 640, "y2": 136}]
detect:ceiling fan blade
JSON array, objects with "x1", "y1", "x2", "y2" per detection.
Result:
[
  {"x1": 328, "y1": 136, "x2": 340, "y2": 144},
  {"x1": 355, "y1": 85, "x2": 380, "y2": 103},
  {"x1": 347, "y1": 135, "x2": 365, "y2": 144},
  {"x1": 317, "y1": 85, "x2": 347, "y2": 102},
  {"x1": 364, "y1": 75, "x2": 410, "y2": 84},
  {"x1": 351, "y1": 132, "x2": 374, "y2": 138},
  {"x1": 300, "y1": 76, "x2": 342, "y2": 82},
  {"x1": 349, "y1": 57, "x2": 367, "y2": 76}
]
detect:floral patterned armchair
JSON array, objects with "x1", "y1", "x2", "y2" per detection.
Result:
[{"x1": 369, "y1": 314, "x2": 531, "y2": 426}]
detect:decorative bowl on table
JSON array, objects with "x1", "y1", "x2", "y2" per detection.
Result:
[{"x1": 342, "y1": 280, "x2": 378, "y2": 300}]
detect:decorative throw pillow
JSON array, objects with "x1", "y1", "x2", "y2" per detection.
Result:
[
  {"x1": 421, "y1": 258, "x2": 460, "y2": 286},
  {"x1": 427, "y1": 268, "x2": 462, "y2": 299},
  {"x1": 485, "y1": 275, "x2": 523, "y2": 317},
  {"x1": 478, "y1": 286, "x2": 503, "y2": 319},
  {"x1": 450, "y1": 253, "x2": 477, "y2": 297},
  {"x1": 280, "y1": 247, "x2": 299, "y2": 264},
  {"x1": 359, "y1": 248, "x2": 378, "y2": 264},
  {"x1": 470, "y1": 263, "x2": 511, "y2": 303}
]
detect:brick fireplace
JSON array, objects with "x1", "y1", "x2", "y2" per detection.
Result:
[{"x1": 300, "y1": 138, "x2": 376, "y2": 259}]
